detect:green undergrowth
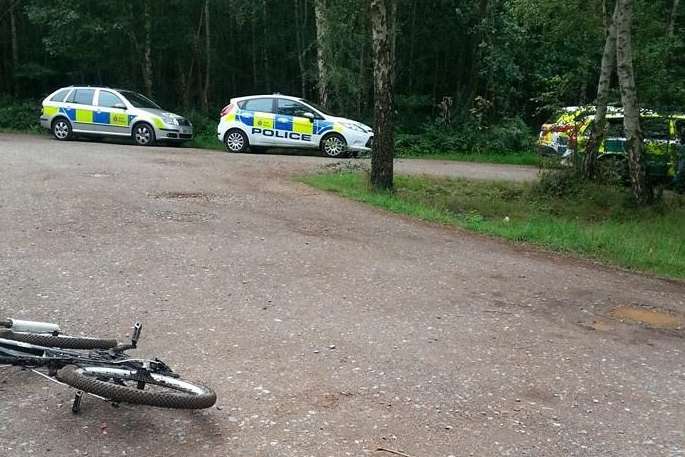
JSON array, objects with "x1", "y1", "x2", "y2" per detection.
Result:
[{"x1": 300, "y1": 171, "x2": 685, "y2": 279}]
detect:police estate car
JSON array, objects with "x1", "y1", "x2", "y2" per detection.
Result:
[
  {"x1": 40, "y1": 86, "x2": 192, "y2": 146},
  {"x1": 217, "y1": 95, "x2": 373, "y2": 157}
]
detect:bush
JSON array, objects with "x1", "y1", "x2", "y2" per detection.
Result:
[
  {"x1": 0, "y1": 98, "x2": 41, "y2": 132},
  {"x1": 532, "y1": 168, "x2": 584, "y2": 197},
  {"x1": 395, "y1": 116, "x2": 535, "y2": 156}
]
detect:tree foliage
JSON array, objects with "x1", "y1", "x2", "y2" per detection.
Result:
[{"x1": 0, "y1": 0, "x2": 682, "y2": 127}]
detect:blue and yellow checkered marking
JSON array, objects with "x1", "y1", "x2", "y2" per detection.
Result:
[
  {"x1": 228, "y1": 108, "x2": 339, "y2": 137},
  {"x1": 57, "y1": 107, "x2": 133, "y2": 127}
]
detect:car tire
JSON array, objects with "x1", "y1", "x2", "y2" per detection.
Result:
[
  {"x1": 52, "y1": 118, "x2": 72, "y2": 141},
  {"x1": 224, "y1": 129, "x2": 249, "y2": 153},
  {"x1": 133, "y1": 122, "x2": 156, "y2": 146},
  {"x1": 320, "y1": 133, "x2": 348, "y2": 158}
]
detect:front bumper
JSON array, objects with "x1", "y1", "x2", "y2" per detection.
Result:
[
  {"x1": 39, "y1": 117, "x2": 50, "y2": 129},
  {"x1": 346, "y1": 131, "x2": 373, "y2": 153},
  {"x1": 157, "y1": 126, "x2": 193, "y2": 141}
]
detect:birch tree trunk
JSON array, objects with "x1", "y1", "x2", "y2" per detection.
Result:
[
  {"x1": 615, "y1": 0, "x2": 651, "y2": 204},
  {"x1": 370, "y1": 0, "x2": 394, "y2": 191},
  {"x1": 142, "y1": 0, "x2": 153, "y2": 97},
  {"x1": 201, "y1": 0, "x2": 211, "y2": 112},
  {"x1": 314, "y1": 0, "x2": 329, "y2": 107},
  {"x1": 583, "y1": 1, "x2": 618, "y2": 179}
]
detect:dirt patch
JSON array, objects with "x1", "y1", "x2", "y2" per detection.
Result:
[
  {"x1": 151, "y1": 209, "x2": 216, "y2": 223},
  {"x1": 608, "y1": 305, "x2": 684, "y2": 330},
  {"x1": 152, "y1": 191, "x2": 215, "y2": 201}
]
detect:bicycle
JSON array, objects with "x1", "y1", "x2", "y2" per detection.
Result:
[{"x1": 0, "y1": 318, "x2": 216, "y2": 413}]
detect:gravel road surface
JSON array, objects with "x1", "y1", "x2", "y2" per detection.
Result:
[{"x1": 0, "y1": 134, "x2": 683, "y2": 457}]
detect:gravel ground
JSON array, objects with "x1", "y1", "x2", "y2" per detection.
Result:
[{"x1": 0, "y1": 134, "x2": 683, "y2": 457}]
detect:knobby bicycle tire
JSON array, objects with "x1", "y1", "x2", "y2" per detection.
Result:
[
  {"x1": 56, "y1": 365, "x2": 217, "y2": 409},
  {"x1": 0, "y1": 329, "x2": 118, "y2": 349}
]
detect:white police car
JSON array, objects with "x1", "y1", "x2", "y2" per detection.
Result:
[
  {"x1": 40, "y1": 86, "x2": 192, "y2": 146},
  {"x1": 217, "y1": 94, "x2": 373, "y2": 157}
]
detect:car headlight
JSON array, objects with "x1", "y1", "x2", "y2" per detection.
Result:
[
  {"x1": 162, "y1": 116, "x2": 179, "y2": 126},
  {"x1": 341, "y1": 121, "x2": 365, "y2": 133}
]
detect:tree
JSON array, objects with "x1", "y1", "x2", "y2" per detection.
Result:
[
  {"x1": 667, "y1": 0, "x2": 681, "y2": 38},
  {"x1": 9, "y1": 0, "x2": 18, "y2": 96},
  {"x1": 583, "y1": 1, "x2": 619, "y2": 179},
  {"x1": 370, "y1": 0, "x2": 394, "y2": 191},
  {"x1": 615, "y1": 0, "x2": 651, "y2": 203},
  {"x1": 142, "y1": 0, "x2": 153, "y2": 97},
  {"x1": 314, "y1": 0, "x2": 329, "y2": 107},
  {"x1": 201, "y1": 0, "x2": 211, "y2": 112}
]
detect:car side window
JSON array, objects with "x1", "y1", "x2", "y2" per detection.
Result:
[
  {"x1": 607, "y1": 118, "x2": 624, "y2": 137},
  {"x1": 277, "y1": 99, "x2": 310, "y2": 117},
  {"x1": 49, "y1": 88, "x2": 71, "y2": 103},
  {"x1": 98, "y1": 91, "x2": 125, "y2": 108},
  {"x1": 69, "y1": 89, "x2": 95, "y2": 106},
  {"x1": 242, "y1": 98, "x2": 274, "y2": 113},
  {"x1": 642, "y1": 118, "x2": 669, "y2": 140}
]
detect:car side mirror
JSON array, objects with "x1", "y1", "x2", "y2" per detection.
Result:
[
  {"x1": 303, "y1": 112, "x2": 315, "y2": 122},
  {"x1": 113, "y1": 103, "x2": 127, "y2": 110}
]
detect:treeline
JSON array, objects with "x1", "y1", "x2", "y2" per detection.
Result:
[{"x1": 0, "y1": 0, "x2": 683, "y2": 133}]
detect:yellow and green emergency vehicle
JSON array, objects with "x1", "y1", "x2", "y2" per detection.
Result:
[{"x1": 40, "y1": 86, "x2": 193, "y2": 146}]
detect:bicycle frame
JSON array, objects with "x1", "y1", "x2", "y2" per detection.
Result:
[{"x1": 0, "y1": 322, "x2": 179, "y2": 410}]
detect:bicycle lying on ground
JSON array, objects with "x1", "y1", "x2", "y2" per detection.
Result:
[{"x1": 0, "y1": 318, "x2": 216, "y2": 413}]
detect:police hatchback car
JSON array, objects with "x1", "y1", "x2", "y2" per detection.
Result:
[
  {"x1": 40, "y1": 86, "x2": 192, "y2": 146},
  {"x1": 217, "y1": 95, "x2": 373, "y2": 157}
]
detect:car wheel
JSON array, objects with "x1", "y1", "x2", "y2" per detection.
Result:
[
  {"x1": 52, "y1": 118, "x2": 72, "y2": 141},
  {"x1": 224, "y1": 129, "x2": 249, "y2": 153},
  {"x1": 133, "y1": 123, "x2": 156, "y2": 146},
  {"x1": 321, "y1": 133, "x2": 347, "y2": 158}
]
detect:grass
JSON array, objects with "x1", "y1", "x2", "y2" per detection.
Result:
[
  {"x1": 191, "y1": 131, "x2": 225, "y2": 151},
  {"x1": 300, "y1": 171, "x2": 685, "y2": 279},
  {"x1": 396, "y1": 150, "x2": 540, "y2": 166}
]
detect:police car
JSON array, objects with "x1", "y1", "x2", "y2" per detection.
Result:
[
  {"x1": 217, "y1": 94, "x2": 373, "y2": 157},
  {"x1": 40, "y1": 86, "x2": 193, "y2": 146}
]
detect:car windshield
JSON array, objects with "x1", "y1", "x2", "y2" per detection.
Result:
[
  {"x1": 299, "y1": 99, "x2": 332, "y2": 117},
  {"x1": 119, "y1": 90, "x2": 161, "y2": 109}
]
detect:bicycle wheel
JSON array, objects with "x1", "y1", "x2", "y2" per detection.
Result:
[
  {"x1": 56, "y1": 365, "x2": 217, "y2": 409},
  {"x1": 0, "y1": 329, "x2": 117, "y2": 349}
]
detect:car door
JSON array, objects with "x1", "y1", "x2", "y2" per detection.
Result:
[
  {"x1": 65, "y1": 88, "x2": 97, "y2": 132},
  {"x1": 642, "y1": 117, "x2": 670, "y2": 156},
  {"x1": 95, "y1": 89, "x2": 131, "y2": 136},
  {"x1": 604, "y1": 118, "x2": 625, "y2": 154},
  {"x1": 240, "y1": 97, "x2": 276, "y2": 146},
  {"x1": 275, "y1": 98, "x2": 317, "y2": 148}
]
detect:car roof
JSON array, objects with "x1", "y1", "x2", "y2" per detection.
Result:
[{"x1": 231, "y1": 94, "x2": 305, "y2": 103}]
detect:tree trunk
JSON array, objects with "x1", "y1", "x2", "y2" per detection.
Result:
[
  {"x1": 390, "y1": 0, "x2": 397, "y2": 87},
  {"x1": 407, "y1": 0, "x2": 417, "y2": 92},
  {"x1": 201, "y1": 0, "x2": 211, "y2": 112},
  {"x1": 294, "y1": 0, "x2": 307, "y2": 98},
  {"x1": 370, "y1": 0, "x2": 395, "y2": 191},
  {"x1": 251, "y1": 11, "x2": 258, "y2": 89},
  {"x1": 142, "y1": 0, "x2": 153, "y2": 97},
  {"x1": 583, "y1": 1, "x2": 619, "y2": 179},
  {"x1": 10, "y1": 1, "x2": 18, "y2": 96},
  {"x1": 314, "y1": 0, "x2": 329, "y2": 107},
  {"x1": 667, "y1": 0, "x2": 680, "y2": 38},
  {"x1": 357, "y1": 36, "x2": 366, "y2": 116},
  {"x1": 615, "y1": 0, "x2": 651, "y2": 204},
  {"x1": 261, "y1": 0, "x2": 271, "y2": 93}
]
